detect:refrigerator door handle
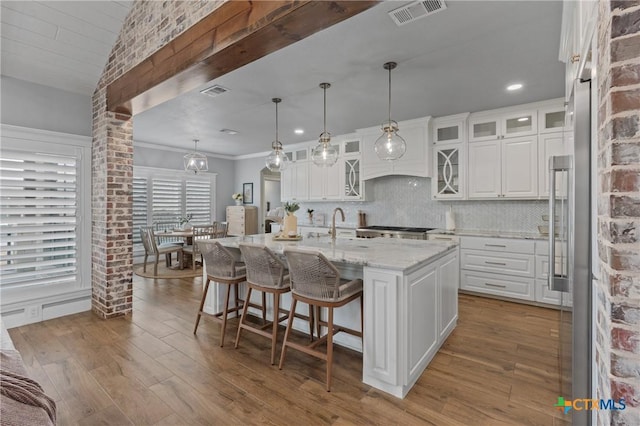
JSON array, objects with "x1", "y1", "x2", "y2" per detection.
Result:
[{"x1": 549, "y1": 155, "x2": 571, "y2": 293}]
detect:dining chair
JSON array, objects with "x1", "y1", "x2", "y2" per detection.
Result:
[
  {"x1": 139, "y1": 226, "x2": 184, "y2": 276},
  {"x1": 182, "y1": 225, "x2": 215, "y2": 270},
  {"x1": 279, "y1": 248, "x2": 363, "y2": 392},
  {"x1": 153, "y1": 221, "x2": 183, "y2": 265},
  {"x1": 195, "y1": 241, "x2": 260, "y2": 347},
  {"x1": 235, "y1": 243, "x2": 291, "y2": 365},
  {"x1": 214, "y1": 221, "x2": 228, "y2": 238}
]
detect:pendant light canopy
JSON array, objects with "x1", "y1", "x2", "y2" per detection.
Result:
[
  {"x1": 374, "y1": 62, "x2": 406, "y2": 161},
  {"x1": 311, "y1": 82, "x2": 338, "y2": 167},
  {"x1": 265, "y1": 98, "x2": 290, "y2": 172},
  {"x1": 184, "y1": 139, "x2": 208, "y2": 173}
]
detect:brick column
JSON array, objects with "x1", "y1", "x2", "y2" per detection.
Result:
[{"x1": 596, "y1": 1, "x2": 640, "y2": 424}]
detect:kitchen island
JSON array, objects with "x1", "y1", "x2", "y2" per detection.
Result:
[{"x1": 197, "y1": 235, "x2": 459, "y2": 398}]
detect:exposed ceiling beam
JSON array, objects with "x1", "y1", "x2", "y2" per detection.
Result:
[{"x1": 106, "y1": 0, "x2": 379, "y2": 116}]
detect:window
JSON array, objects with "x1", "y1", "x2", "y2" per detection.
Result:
[
  {"x1": 0, "y1": 128, "x2": 91, "y2": 304},
  {"x1": 133, "y1": 167, "x2": 216, "y2": 254}
]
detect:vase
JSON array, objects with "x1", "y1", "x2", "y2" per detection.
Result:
[
  {"x1": 235, "y1": 199, "x2": 242, "y2": 206},
  {"x1": 283, "y1": 214, "x2": 298, "y2": 237}
]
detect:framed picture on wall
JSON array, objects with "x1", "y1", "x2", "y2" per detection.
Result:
[{"x1": 243, "y1": 182, "x2": 253, "y2": 204}]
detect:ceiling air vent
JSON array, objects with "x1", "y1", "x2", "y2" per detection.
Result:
[
  {"x1": 200, "y1": 84, "x2": 229, "y2": 98},
  {"x1": 388, "y1": 0, "x2": 446, "y2": 26}
]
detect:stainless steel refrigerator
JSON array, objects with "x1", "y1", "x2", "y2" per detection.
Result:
[{"x1": 548, "y1": 76, "x2": 593, "y2": 425}]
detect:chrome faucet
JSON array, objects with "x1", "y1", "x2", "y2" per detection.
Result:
[{"x1": 330, "y1": 207, "x2": 345, "y2": 241}]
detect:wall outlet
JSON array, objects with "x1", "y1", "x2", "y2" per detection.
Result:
[{"x1": 26, "y1": 305, "x2": 41, "y2": 321}]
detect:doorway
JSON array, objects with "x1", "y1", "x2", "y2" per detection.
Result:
[{"x1": 260, "y1": 167, "x2": 281, "y2": 233}]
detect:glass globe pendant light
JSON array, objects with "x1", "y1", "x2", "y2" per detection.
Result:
[
  {"x1": 311, "y1": 82, "x2": 338, "y2": 167},
  {"x1": 374, "y1": 62, "x2": 406, "y2": 161},
  {"x1": 184, "y1": 139, "x2": 208, "y2": 173},
  {"x1": 265, "y1": 98, "x2": 290, "y2": 172}
]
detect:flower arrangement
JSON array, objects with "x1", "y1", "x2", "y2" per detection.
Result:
[
  {"x1": 284, "y1": 201, "x2": 300, "y2": 215},
  {"x1": 177, "y1": 213, "x2": 193, "y2": 226},
  {"x1": 232, "y1": 193, "x2": 243, "y2": 201}
]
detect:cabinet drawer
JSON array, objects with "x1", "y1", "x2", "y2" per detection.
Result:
[
  {"x1": 461, "y1": 270, "x2": 534, "y2": 301},
  {"x1": 428, "y1": 234, "x2": 460, "y2": 243},
  {"x1": 535, "y1": 240, "x2": 565, "y2": 256},
  {"x1": 461, "y1": 250, "x2": 534, "y2": 277},
  {"x1": 461, "y1": 236, "x2": 534, "y2": 254},
  {"x1": 535, "y1": 279, "x2": 562, "y2": 306},
  {"x1": 228, "y1": 223, "x2": 245, "y2": 236}
]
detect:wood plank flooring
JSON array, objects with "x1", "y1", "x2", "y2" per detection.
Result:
[{"x1": 8, "y1": 274, "x2": 570, "y2": 425}]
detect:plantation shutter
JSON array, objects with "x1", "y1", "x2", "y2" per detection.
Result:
[
  {"x1": 186, "y1": 179, "x2": 211, "y2": 225},
  {"x1": 0, "y1": 150, "x2": 78, "y2": 290},
  {"x1": 132, "y1": 177, "x2": 148, "y2": 244},
  {"x1": 151, "y1": 178, "x2": 181, "y2": 224}
]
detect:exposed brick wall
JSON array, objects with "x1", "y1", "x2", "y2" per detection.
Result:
[
  {"x1": 597, "y1": 1, "x2": 640, "y2": 424},
  {"x1": 91, "y1": 1, "x2": 223, "y2": 318}
]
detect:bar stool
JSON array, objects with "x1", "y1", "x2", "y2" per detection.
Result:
[
  {"x1": 235, "y1": 243, "x2": 292, "y2": 365},
  {"x1": 279, "y1": 248, "x2": 363, "y2": 391},
  {"x1": 193, "y1": 241, "x2": 247, "y2": 347}
]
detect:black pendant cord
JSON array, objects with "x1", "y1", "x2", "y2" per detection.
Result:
[
  {"x1": 323, "y1": 84, "x2": 327, "y2": 137},
  {"x1": 387, "y1": 65, "x2": 392, "y2": 124}
]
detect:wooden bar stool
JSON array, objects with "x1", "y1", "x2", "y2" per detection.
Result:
[
  {"x1": 235, "y1": 243, "x2": 292, "y2": 365},
  {"x1": 279, "y1": 248, "x2": 363, "y2": 391},
  {"x1": 194, "y1": 241, "x2": 248, "y2": 347}
]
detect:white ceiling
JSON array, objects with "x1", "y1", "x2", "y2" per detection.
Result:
[
  {"x1": 0, "y1": 0, "x2": 132, "y2": 95},
  {"x1": 1, "y1": 1, "x2": 566, "y2": 158}
]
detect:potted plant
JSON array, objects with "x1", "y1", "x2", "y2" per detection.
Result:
[
  {"x1": 232, "y1": 193, "x2": 243, "y2": 205},
  {"x1": 176, "y1": 213, "x2": 193, "y2": 230},
  {"x1": 283, "y1": 202, "x2": 300, "y2": 236}
]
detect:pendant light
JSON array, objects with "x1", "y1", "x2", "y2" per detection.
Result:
[
  {"x1": 374, "y1": 62, "x2": 406, "y2": 161},
  {"x1": 184, "y1": 139, "x2": 208, "y2": 173},
  {"x1": 311, "y1": 82, "x2": 338, "y2": 167},
  {"x1": 265, "y1": 98, "x2": 290, "y2": 172}
]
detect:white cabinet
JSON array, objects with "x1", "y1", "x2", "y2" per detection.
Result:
[
  {"x1": 308, "y1": 143, "x2": 341, "y2": 201},
  {"x1": 360, "y1": 117, "x2": 431, "y2": 180},
  {"x1": 340, "y1": 137, "x2": 366, "y2": 201},
  {"x1": 460, "y1": 236, "x2": 536, "y2": 301},
  {"x1": 432, "y1": 114, "x2": 468, "y2": 200},
  {"x1": 468, "y1": 109, "x2": 536, "y2": 142},
  {"x1": 281, "y1": 148, "x2": 309, "y2": 202},
  {"x1": 538, "y1": 132, "x2": 568, "y2": 197},
  {"x1": 468, "y1": 135, "x2": 538, "y2": 199},
  {"x1": 538, "y1": 105, "x2": 568, "y2": 134}
]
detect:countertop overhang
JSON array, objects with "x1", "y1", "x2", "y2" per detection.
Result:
[{"x1": 198, "y1": 234, "x2": 457, "y2": 272}]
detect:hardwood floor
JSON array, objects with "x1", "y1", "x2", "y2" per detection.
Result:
[{"x1": 8, "y1": 275, "x2": 570, "y2": 425}]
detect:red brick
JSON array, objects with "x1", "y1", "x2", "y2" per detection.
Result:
[
  {"x1": 611, "y1": 88, "x2": 640, "y2": 114},
  {"x1": 611, "y1": 169, "x2": 640, "y2": 192},
  {"x1": 612, "y1": 8, "x2": 640, "y2": 38},
  {"x1": 611, "y1": 34, "x2": 640, "y2": 63},
  {"x1": 611, "y1": 327, "x2": 640, "y2": 352},
  {"x1": 611, "y1": 379, "x2": 640, "y2": 407},
  {"x1": 610, "y1": 194, "x2": 640, "y2": 217},
  {"x1": 611, "y1": 63, "x2": 640, "y2": 87}
]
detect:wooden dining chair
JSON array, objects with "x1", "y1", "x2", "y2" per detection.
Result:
[
  {"x1": 139, "y1": 226, "x2": 184, "y2": 276},
  {"x1": 279, "y1": 248, "x2": 363, "y2": 391},
  {"x1": 214, "y1": 221, "x2": 228, "y2": 238},
  {"x1": 182, "y1": 225, "x2": 215, "y2": 270}
]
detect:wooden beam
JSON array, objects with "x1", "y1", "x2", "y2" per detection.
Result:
[{"x1": 107, "y1": 1, "x2": 379, "y2": 116}]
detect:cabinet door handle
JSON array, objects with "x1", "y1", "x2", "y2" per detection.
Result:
[
  {"x1": 485, "y1": 283, "x2": 507, "y2": 288},
  {"x1": 484, "y1": 244, "x2": 506, "y2": 248},
  {"x1": 485, "y1": 261, "x2": 507, "y2": 266},
  {"x1": 434, "y1": 237, "x2": 452, "y2": 240}
]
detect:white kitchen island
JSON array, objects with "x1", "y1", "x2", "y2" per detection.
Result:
[{"x1": 197, "y1": 235, "x2": 459, "y2": 398}]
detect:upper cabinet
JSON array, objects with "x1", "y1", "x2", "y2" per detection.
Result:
[
  {"x1": 281, "y1": 148, "x2": 309, "y2": 202},
  {"x1": 432, "y1": 113, "x2": 469, "y2": 200},
  {"x1": 308, "y1": 143, "x2": 341, "y2": 201},
  {"x1": 538, "y1": 104, "x2": 568, "y2": 134},
  {"x1": 340, "y1": 136, "x2": 365, "y2": 200},
  {"x1": 359, "y1": 117, "x2": 432, "y2": 180},
  {"x1": 468, "y1": 109, "x2": 537, "y2": 142}
]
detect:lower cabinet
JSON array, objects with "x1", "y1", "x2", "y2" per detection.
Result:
[{"x1": 460, "y1": 236, "x2": 563, "y2": 307}]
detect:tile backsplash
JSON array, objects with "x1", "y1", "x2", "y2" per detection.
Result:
[{"x1": 296, "y1": 175, "x2": 547, "y2": 234}]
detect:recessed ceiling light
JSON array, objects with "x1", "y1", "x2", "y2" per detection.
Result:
[
  {"x1": 507, "y1": 83, "x2": 523, "y2": 91},
  {"x1": 517, "y1": 117, "x2": 529, "y2": 122},
  {"x1": 294, "y1": 129, "x2": 304, "y2": 135},
  {"x1": 219, "y1": 128, "x2": 238, "y2": 135}
]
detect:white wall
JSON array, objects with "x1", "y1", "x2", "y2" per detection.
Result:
[
  {"x1": 234, "y1": 156, "x2": 265, "y2": 229},
  {"x1": 0, "y1": 76, "x2": 92, "y2": 136}
]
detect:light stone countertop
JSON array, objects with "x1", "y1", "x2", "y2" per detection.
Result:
[
  {"x1": 428, "y1": 228, "x2": 546, "y2": 240},
  {"x1": 198, "y1": 234, "x2": 456, "y2": 272}
]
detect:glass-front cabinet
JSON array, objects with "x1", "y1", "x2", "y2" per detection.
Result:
[
  {"x1": 538, "y1": 104, "x2": 567, "y2": 134},
  {"x1": 469, "y1": 109, "x2": 537, "y2": 142},
  {"x1": 340, "y1": 137, "x2": 364, "y2": 200},
  {"x1": 433, "y1": 143, "x2": 465, "y2": 199}
]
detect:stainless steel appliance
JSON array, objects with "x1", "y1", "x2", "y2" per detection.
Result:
[
  {"x1": 356, "y1": 226, "x2": 434, "y2": 239},
  {"x1": 548, "y1": 77, "x2": 593, "y2": 424}
]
